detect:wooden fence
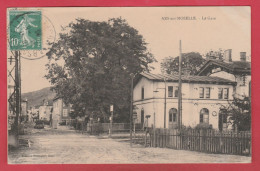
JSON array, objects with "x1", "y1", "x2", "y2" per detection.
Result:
[
  {"x1": 148, "y1": 128, "x2": 251, "y2": 156},
  {"x1": 86, "y1": 123, "x2": 143, "y2": 134}
]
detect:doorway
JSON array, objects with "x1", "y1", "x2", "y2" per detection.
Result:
[{"x1": 169, "y1": 108, "x2": 178, "y2": 129}]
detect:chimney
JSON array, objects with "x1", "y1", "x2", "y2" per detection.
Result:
[
  {"x1": 240, "y1": 52, "x2": 246, "y2": 62},
  {"x1": 223, "y1": 49, "x2": 232, "y2": 62}
]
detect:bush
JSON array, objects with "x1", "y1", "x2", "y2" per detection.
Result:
[
  {"x1": 195, "y1": 123, "x2": 212, "y2": 130},
  {"x1": 59, "y1": 120, "x2": 66, "y2": 125},
  {"x1": 36, "y1": 120, "x2": 50, "y2": 125}
]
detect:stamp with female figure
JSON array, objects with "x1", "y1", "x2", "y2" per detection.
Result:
[{"x1": 9, "y1": 11, "x2": 42, "y2": 50}]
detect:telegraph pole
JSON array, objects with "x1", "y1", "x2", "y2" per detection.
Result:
[
  {"x1": 109, "y1": 104, "x2": 113, "y2": 138},
  {"x1": 14, "y1": 51, "x2": 21, "y2": 144},
  {"x1": 164, "y1": 78, "x2": 166, "y2": 128},
  {"x1": 178, "y1": 40, "x2": 183, "y2": 130},
  {"x1": 19, "y1": 51, "x2": 22, "y2": 123}
]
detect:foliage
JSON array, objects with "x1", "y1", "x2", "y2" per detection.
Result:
[
  {"x1": 160, "y1": 52, "x2": 205, "y2": 75},
  {"x1": 195, "y1": 123, "x2": 213, "y2": 130},
  {"x1": 227, "y1": 96, "x2": 251, "y2": 131},
  {"x1": 45, "y1": 18, "x2": 156, "y2": 122},
  {"x1": 205, "y1": 48, "x2": 225, "y2": 60}
]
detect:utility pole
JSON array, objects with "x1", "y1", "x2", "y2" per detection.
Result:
[
  {"x1": 130, "y1": 73, "x2": 134, "y2": 147},
  {"x1": 19, "y1": 52, "x2": 22, "y2": 123},
  {"x1": 178, "y1": 40, "x2": 183, "y2": 130},
  {"x1": 153, "y1": 112, "x2": 156, "y2": 147},
  {"x1": 109, "y1": 104, "x2": 113, "y2": 138},
  {"x1": 164, "y1": 78, "x2": 166, "y2": 128},
  {"x1": 14, "y1": 51, "x2": 21, "y2": 145}
]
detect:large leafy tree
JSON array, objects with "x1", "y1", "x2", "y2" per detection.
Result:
[
  {"x1": 227, "y1": 96, "x2": 251, "y2": 131},
  {"x1": 160, "y1": 52, "x2": 206, "y2": 75},
  {"x1": 45, "y1": 18, "x2": 156, "y2": 122}
]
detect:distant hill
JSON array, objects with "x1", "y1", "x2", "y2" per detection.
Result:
[{"x1": 22, "y1": 87, "x2": 56, "y2": 108}]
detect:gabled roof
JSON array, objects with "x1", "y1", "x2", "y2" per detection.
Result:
[
  {"x1": 136, "y1": 72, "x2": 236, "y2": 86},
  {"x1": 196, "y1": 59, "x2": 251, "y2": 76}
]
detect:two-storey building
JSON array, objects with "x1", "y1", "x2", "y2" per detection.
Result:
[
  {"x1": 196, "y1": 50, "x2": 251, "y2": 98},
  {"x1": 39, "y1": 101, "x2": 53, "y2": 121},
  {"x1": 133, "y1": 72, "x2": 236, "y2": 130},
  {"x1": 52, "y1": 97, "x2": 71, "y2": 128}
]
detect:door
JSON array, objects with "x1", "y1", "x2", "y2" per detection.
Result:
[
  {"x1": 218, "y1": 109, "x2": 227, "y2": 131},
  {"x1": 169, "y1": 108, "x2": 178, "y2": 129}
]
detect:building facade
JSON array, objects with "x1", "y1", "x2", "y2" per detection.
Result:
[
  {"x1": 197, "y1": 50, "x2": 251, "y2": 98},
  {"x1": 39, "y1": 105, "x2": 53, "y2": 121},
  {"x1": 133, "y1": 72, "x2": 236, "y2": 130},
  {"x1": 52, "y1": 97, "x2": 71, "y2": 125}
]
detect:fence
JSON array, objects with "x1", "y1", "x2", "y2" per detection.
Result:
[
  {"x1": 147, "y1": 128, "x2": 251, "y2": 156},
  {"x1": 65, "y1": 119, "x2": 144, "y2": 134}
]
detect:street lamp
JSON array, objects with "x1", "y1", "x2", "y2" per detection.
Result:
[{"x1": 153, "y1": 77, "x2": 167, "y2": 129}]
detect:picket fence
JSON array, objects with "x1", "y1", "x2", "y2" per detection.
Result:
[
  {"x1": 86, "y1": 122, "x2": 143, "y2": 134},
  {"x1": 147, "y1": 128, "x2": 251, "y2": 156}
]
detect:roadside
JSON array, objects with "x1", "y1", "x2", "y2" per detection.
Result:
[{"x1": 8, "y1": 125, "x2": 251, "y2": 164}]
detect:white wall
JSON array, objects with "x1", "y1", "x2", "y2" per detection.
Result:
[
  {"x1": 39, "y1": 106, "x2": 52, "y2": 120},
  {"x1": 133, "y1": 77, "x2": 234, "y2": 130},
  {"x1": 210, "y1": 71, "x2": 251, "y2": 97},
  {"x1": 210, "y1": 71, "x2": 236, "y2": 81},
  {"x1": 133, "y1": 77, "x2": 154, "y2": 101},
  {"x1": 53, "y1": 99, "x2": 63, "y2": 121}
]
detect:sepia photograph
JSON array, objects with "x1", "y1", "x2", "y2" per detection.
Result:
[{"x1": 7, "y1": 7, "x2": 251, "y2": 164}]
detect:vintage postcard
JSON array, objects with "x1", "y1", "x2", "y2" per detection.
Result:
[{"x1": 7, "y1": 7, "x2": 251, "y2": 164}]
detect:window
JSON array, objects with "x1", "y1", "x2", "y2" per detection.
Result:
[
  {"x1": 63, "y1": 109, "x2": 68, "y2": 117},
  {"x1": 168, "y1": 86, "x2": 173, "y2": 97},
  {"x1": 174, "y1": 87, "x2": 179, "y2": 97},
  {"x1": 205, "y1": 87, "x2": 210, "y2": 98},
  {"x1": 168, "y1": 86, "x2": 178, "y2": 97},
  {"x1": 223, "y1": 88, "x2": 229, "y2": 99},
  {"x1": 173, "y1": 113, "x2": 177, "y2": 122},
  {"x1": 199, "y1": 88, "x2": 204, "y2": 98},
  {"x1": 218, "y1": 88, "x2": 223, "y2": 99},
  {"x1": 200, "y1": 108, "x2": 209, "y2": 124},
  {"x1": 169, "y1": 112, "x2": 173, "y2": 122},
  {"x1": 240, "y1": 76, "x2": 246, "y2": 86},
  {"x1": 242, "y1": 76, "x2": 246, "y2": 86},
  {"x1": 141, "y1": 87, "x2": 144, "y2": 100}
]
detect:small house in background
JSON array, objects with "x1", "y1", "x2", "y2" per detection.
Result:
[
  {"x1": 196, "y1": 50, "x2": 251, "y2": 98},
  {"x1": 39, "y1": 100, "x2": 53, "y2": 121},
  {"x1": 31, "y1": 106, "x2": 40, "y2": 121},
  {"x1": 52, "y1": 97, "x2": 71, "y2": 127},
  {"x1": 21, "y1": 99, "x2": 28, "y2": 122},
  {"x1": 133, "y1": 72, "x2": 236, "y2": 131}
]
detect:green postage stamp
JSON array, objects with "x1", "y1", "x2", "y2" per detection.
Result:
[{"x1": 9, "y1": 11, "x2": 42, "y2": 50}]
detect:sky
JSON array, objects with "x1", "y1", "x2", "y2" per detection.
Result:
[{"x1": 7, "y1": 7, "x2": 251, "y2": 93}]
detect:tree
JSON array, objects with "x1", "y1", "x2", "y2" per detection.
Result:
[
  {"x1": 45, "y1": 18, "x2": 156, "y2": 122},
  {"x1": 205, "y1": 48, "x2": 224, "y2": 60},
  {"x1": 218, "y1": 96, "x2": 251, "y2": 132},
  {"x1": 160, "y1": 52, "x2": 205, "y2": 75},
  {"x1": 228, "y1": 96, "x2": 251, "y2": 131}
]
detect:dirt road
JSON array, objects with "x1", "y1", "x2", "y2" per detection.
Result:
[{"x1": 8, "y1": 126, "x2": 251, "y2": 164}]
